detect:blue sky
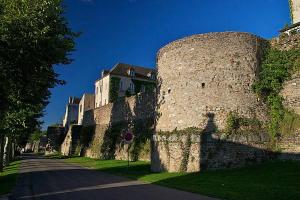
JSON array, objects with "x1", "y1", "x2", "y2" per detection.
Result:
[{"x1": 42, "y1": 0, "x2": 290, "y2": 129}]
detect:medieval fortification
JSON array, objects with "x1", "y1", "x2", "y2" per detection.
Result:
[{"x1": 44, "y1": 1, "x2": 300, "y2": 172}]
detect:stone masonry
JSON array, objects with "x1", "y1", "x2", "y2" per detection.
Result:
[
  {"x1": 61, "y1": 92, "x2": 155, "y2": 160},
  {"x1": 155, "y1": 32, "x2": 268, "y2": 132},
  {"x1": 151, "y1": 32, "x2": 300, "y2": 172}
]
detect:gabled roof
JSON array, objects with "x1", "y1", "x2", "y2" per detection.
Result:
[
  {"x1": 96, "y1": 63, "x2": 155, "y2": 82},
  {"x1": 68, "y1": 97, "x2": 80, "y2": 104},
  {"x1": 280, "y1": 22, "x2": 300, "y2": 32}
]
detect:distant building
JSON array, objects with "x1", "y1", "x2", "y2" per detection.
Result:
[
  {"x1": 281, "y1": 0, "x2": 300, "y2": 34},
  {"x1": 62, "y1": 97, "x2": 80, "y2": 128},
  {"x1": 94, "y1": 63, "x2": 156, "y2": 108},
  {"x1": 78, "y1": 93, "x2": 95, "y2": 125}
]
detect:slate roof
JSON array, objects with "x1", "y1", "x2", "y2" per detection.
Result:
[
  {"x1": 96, "y1": 63, "x2": 155, "y2": 82},
  {"x1": 68, "y1": 97, "x2": 81, "y2": 104},
  {"x1": 280, "y1": 22, "x2": 300, "y2": 32}
]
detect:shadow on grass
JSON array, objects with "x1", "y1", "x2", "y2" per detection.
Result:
[
  {"x1": 0, "y1": 161, "x2": 20, "y2": 196},
  {"x1": 63, "y1": 157, "x2": 300, "y2": 200},
  {"x1": 151, "y1": 160, "x2": 300, "y2": 200}
]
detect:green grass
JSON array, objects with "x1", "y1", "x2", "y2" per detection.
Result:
[
  {"x1": 62, "y1": 157, "x2": 300, "y2": 200},
  {"x1": 0, "y1": 160, "x2": 20, "y2": 196}
]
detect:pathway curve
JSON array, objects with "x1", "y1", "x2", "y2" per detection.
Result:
[{"x1": 11, "y1": 154, "x2": 219, "y2": 200}]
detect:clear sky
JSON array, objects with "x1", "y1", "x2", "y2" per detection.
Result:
[{"x1": 42, "y1": 0, "x2": 291, "y2": 129}]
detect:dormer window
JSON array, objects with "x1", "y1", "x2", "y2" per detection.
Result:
[
  {"x1": 147, "y1": 72, "x2": 155, "y2": 80},
  {"x1": 128, "y1": 68, "x2": 135, "y2": 77}
]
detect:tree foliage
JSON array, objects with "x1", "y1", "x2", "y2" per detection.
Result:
[
  {"x1": 0, "y1": 0, "x2": 77, "y2": 169},
  {"x1": 252, "y1": 46, "x2": 300, "y2": 139}
]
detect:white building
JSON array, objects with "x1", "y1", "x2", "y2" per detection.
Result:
[
  {"x1": 281, "y1": 0, "x2": 300, "y2": 34},
  {"x1": 62, "y1": 97, "x2": 80, "y2": 129},
  {"x1": 78, "y1": 93, "x2": 95, "y2": 125},
  {"x1": 95, "y1": 63, "x2": 155, "y2": 108}
]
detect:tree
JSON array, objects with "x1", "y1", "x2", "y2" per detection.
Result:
[{"x1": 0, "y1": 0, "x2": 78, "y2": 171}]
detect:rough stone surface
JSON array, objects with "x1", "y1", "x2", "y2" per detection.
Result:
[
  {"x1": 83, "y1": 92, "x2": 155, "y2": 126},
  {"x1": 45, "y1": 126, "x2": 65, "y2": 155},
  {"x1": 61, "y1": 92, "x2": 155, "y2": 161},
  {"x1": 270, "y1": 33, "x2": 300, "y2": 51},
  {"x1": 156, "y1": 32, "x2": 268, "y2": 132},
  {"x1": 151, "y1": 131, "x2": 273, "y2": 172},
  {"x1": 61, "y1": 125, "x2": 82, "y2": 156},
  {"x1": 152, "y1": 32, "x2": 300, "y2": 172},
  {"x1": 281, "y1": 72, "x2": 300, "y2": 115},
  {"x1": 278, "y1": 132, "x2": 300, "y2": 161}
]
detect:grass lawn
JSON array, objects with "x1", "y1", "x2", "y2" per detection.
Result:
[
  {"x1": 61, "y1": 157, "x2": 300, "y2": 200},
  {"x1": 0, "y1": 160, "x2": 20, "y2": 196}
]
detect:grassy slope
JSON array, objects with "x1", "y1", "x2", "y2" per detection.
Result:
[
  {"x1": 63, "y1": 157, "x2": 300, "y2": 200},
  {"x1": 0, "y1": 160, "x2": 20, "y2": 196}
]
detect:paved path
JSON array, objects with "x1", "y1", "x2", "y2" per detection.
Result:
[{"x1": 11, "y1": 155, "x2": 219, "y2": 200}]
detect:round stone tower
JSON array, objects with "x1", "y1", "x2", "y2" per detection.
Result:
[
  {"x1": 155, "y1": 32, "x2": 267, "y2": 132},
  {"x1": 152, "y1": 32, "x2": 269, "y2": 172}
]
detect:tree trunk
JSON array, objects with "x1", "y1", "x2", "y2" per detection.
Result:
[
  {"x1": 5, "y1": 137, "x2": 12, "y2": 164},
  {"x1": 0, "y1": 134, "x2": 4, "y2": 172},
  {"x1": 3, "y1": 136, "x2": 8, "y2": 167}
]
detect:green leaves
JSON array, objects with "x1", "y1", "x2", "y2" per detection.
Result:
[
  {"x1": 0, "y1": 0, "x2": 77, "y2": 145},
  {"x1": 252, "y1": 44, "x2": 300, "y2": 140},
  {"x1": 109, "y1": 77, "x2": 121, "y2": 102}
]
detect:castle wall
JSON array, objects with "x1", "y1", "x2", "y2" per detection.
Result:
[
  {"x1": 290, "y1": 0, "x2": 300, "y2": 24},
  {"x1": 61, "y1": 125, "x2": 82, "y2": 156},
  {"x1": 271, "y1": 34, "x2": 300, "y2": 115},
  {"x1": 151, "y1": 132, "x2": 272, "y2": 172},
  {"x1": 156, "y1": 32, "x2": 268, "y2": 132},
  {"x1": 152, "y1": 32, "x2": 300, "y2": 172},
  {"x1": 45, "y1": 126, "x2": 65, "y2": 155},
  {"x1": 83, "y1": 92, "x2": 155, "y2": 126},
  {"x1": 62, "y1": 92, "x2": 155, "y2": 161}
]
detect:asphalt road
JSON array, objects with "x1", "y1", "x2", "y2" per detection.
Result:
[{"x1": 11, "y1": 154, "x2": 219, "y2": 200}]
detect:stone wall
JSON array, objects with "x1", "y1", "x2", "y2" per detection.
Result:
[
  {"x1": 152, "y1": 31, "x2": 300, "y2": 172},
  {"x1": 270, "y1": 33, "x2": 300, "y2": 51},
  {"x1": 156, "y1": 32, "x2": 268, "y2": 132},
  {"x1": 151, "y1": 131, "x2": 272, "y2": 172},
  {"x1": 152, "y1": 129, "x2": 300, "y2": 172},
  {"x1": 45, "y1": 126, "x2": 65, "y2": 155},
  {"x1": 61, "y1": 125, "x2": 82, "y2": 156},
  {"x1": 83, "y1": 92, "x2": 155, "y2": 126},
  {"x1": 281, "y1": 72, "x2": 300, "y2": 115},
  {"x1": 290, "y1": 0, "x2": 300, "y2": 24},
  {"x1": 62, "y1": 92, "x2": 155, "y2": 161},
  {"x1": 272, "y1": 34, "x2": 300, "y2": 115}
]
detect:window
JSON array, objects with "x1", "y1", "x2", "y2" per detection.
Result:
[
  {"x1": 80, "y1": 105, "x2": 82, "y2": 112},
  {"x1": 141, "y1": 85, "x2": 145, "y2": 92},
  {"x1": 202, "y1": 83, "x2": 205, "y2": 88},
  {"x1": 120, "y1": 81, "x2": 123, "y2": 91},
  {"x1": 147, "y1": 72, "x2": 155, "y2": 80},
  {"x1": 130, "y1": 83, "x2": 135, "y2": 93},
  {"x1": 128, "y1": 69, "x2": 135, "y2": 77},
  {"x1": 96, "y1": 87, "x2": 98, "y2": 94},
  {"x1": 151, "y1": 74, "x2": 155, "y2": 80}
]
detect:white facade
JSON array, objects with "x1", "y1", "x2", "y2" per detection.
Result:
[
  {"x1": 94, "y1": 63, "x2": 155, "y2": 108},
  {"x1": 95, "y1": 74, "x2": 137, "y2": 108},
  {"x1": 78, "y1": 93, "x2": 95, "y2": 125},
  {"x1": 62, "y1": 97, "x2": 79, "y2": 128},
  {"x1": 95, "y1": 75, "x2": 110, "y2": 107}
]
